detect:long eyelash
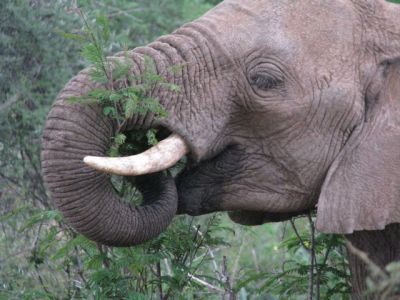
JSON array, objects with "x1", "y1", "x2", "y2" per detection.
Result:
[{"x1": 251, "y1": 74, "x2": 283, "y2": 90}]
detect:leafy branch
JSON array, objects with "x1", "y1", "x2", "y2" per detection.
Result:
[{"x1": 61, "y1": 10, "x2": 181, "y2": 157}]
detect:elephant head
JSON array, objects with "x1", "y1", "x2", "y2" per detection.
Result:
[{"x1": 41, "y1": 0, "x2": 400, "y2": 246}]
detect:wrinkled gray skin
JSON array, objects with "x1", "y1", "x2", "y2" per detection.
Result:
[{"x1": 42, "y1": 0, "x2": 400, "y2": 298}]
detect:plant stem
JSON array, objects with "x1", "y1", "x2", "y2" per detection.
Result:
[
  {"x1": 157, "y1": 261, "x2": 163, "y2": 300},
  {"x1": 307, "y1": 214, "x2": 315, "y2": 300}
]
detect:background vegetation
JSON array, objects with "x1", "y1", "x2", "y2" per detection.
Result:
[{"x1": 1, "y1": 0, "x2": 399, "y2": 299}]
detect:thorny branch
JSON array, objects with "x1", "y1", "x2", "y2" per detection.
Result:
[{"x1": 222, "y1": 256, "x2": 236, "y2": 300}]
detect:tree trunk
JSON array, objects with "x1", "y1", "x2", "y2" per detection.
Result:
[{"x1": 346, "y1": 224, "x2": 400, "y2": 300}]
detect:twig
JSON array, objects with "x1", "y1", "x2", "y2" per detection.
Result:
[
  {"x1": 163, "y1": 259, "x2": 172, "y2": 276},
  {"x1": 156, "y1": 262, "x2": 163, "y2": 300},
  {"x1": 23, "y1": 149, "x2": 49, "y2": 207},
  {"x1": 0, "y1": 171, "x2": 20, "y2": 186},
  {"x1": 94, "y1": 2, "x2": 140, "y2": 21},
  {"x1": 231, "y1": 238, "x2": 245, "y2": 284},
  {"x1": 222, "y1": 256, "x2": 236, "y2": 300},
  {"x1": 188, "y1": 273, "x2": 225, "y2": 293},
  {"x1": 32, "y1": 223, "x2": 51, "y2": 296},
  {"x1": 193, "y1": 225, "x2": 219, "y2": 273},
  {"x1": 307, "y1": 214, "x2": 315, "y2": 300},
  {"x1": 0, "y1": 94, "x2": 19, "y2": 111},
  {"x1": 290, "y1": 219, "x2": 309, "y2": 252},
  {"x1": 97, "y1": 244, "x2": 110, "y2": 269},
  {"x1": 251, "y1": 248, "x2": 260, "y2": 273},
  {"x1": 316, "y1": 239, "x2": 334, "y2": 300}
]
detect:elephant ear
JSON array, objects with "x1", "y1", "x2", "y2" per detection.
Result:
[{"x1": 316, "y1": 61, "x2": 400, "y2": 234}]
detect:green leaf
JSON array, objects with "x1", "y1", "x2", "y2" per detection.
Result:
[
  {"x1": 96, "y1": 15, "x2": 110, "y2": 42},
  {"x1": 103, "y1": 106, "x2": 116, "y2": 117},
  {"x1": 166, "y1": 83, "x2": 182, "y2": 92},
  {"x1": 108, "y1": 145, "x2": 120, "y2": 157},
  {"x1": 146, "y1": 129, "x2": 158, "y2": 146},
  {"x1": 0, "y1": 204, "x2": 31, "y2": 223},
  {"x1": 85, "y1": 254, "x2": 106, "y2": 270},
  {"x1": 109, "y1": 92, "x2": 122, "y2": 102},
  {"x1": 88, "y1": 88, "x2": 112, "y2": 101},
  {"x1": 112, "y1": 59, "x2": 132, "y2": 80},
  {"x1": 114, "y1": 133, "x2": 127, "y2": 146},
  {"x1": 81, "y1": 43, "x2": 104, "y2": 65},
  {"x1": 167, "y1": 64, "x2": 185, "y2": 74},
  {"x1": 89, "y1": 67, "x2": 109, "y2": 84},
  {"x1": 124, "y1": 94, "x2": 138, "y2": 119},
  {"x1": 52, "y1": 235, "x2": 97, "y2": 260},
  {"x1": 67, "y1": 95, "x2": 99, "y2": 105},
  {"x1": 19, "y1": 210, "x2": 63, "y2": 232},
  {"x1": 143, "y1": 55, "x2": 157, "y2": 74}
]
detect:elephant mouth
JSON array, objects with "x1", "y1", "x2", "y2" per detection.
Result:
[{"x1": 82, "y1": 125, "x2": 233, "y2": 214}]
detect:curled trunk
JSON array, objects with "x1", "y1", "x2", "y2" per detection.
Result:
[{"x1": 41, "y1": 62, "x2": 178, "y2": 246}]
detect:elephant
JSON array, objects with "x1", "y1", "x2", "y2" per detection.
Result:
[{"x1": 41, "y1": 0, "x2": 400, "y2": 298}]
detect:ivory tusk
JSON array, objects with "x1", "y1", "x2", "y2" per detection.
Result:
[{"x1": 83, "y1": 134, "x2": 189, "y2": 176}]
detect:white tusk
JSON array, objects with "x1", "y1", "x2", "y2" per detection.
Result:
[{"x1": 83, "y1": 134, "x2": 189, "y2": 176}]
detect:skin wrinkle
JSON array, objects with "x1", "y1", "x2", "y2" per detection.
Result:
[
  {"x1": 60, "y1": 196, "x2": 112, "y2": 230},
  {"x1": 152, "y1": 40, "x2": 188, "y2": 121},
  {"x1": 322, "y1": 104, "x2": 356, "y2": 168},
  {"x1": 44, "y1": 172, "x2": 104, "y2": 191},
  {"x1": 43, "y1": 125, "x2": 109, "y2": 151},
  {"x1": 139, "y1": 45, "x2": 187, "y2": 126},
  {"x1": 190, "y1": 18, "x2": 237, "y2": 69},
  {"x1": 42, "y1": 164, "x2": 98, "y2": 177},
  {"x1": 49, "y1": 177, "x2": 108, "y2": 204},
  {"x1": 157, "y1": 27, "x2": 236, "y2": 160},
  {"x1": 66, "y1": 188, "x2": 113, "y2": 232},
  {"x1": 51, "y1": 177, "x2": 108, "y2": 198},
  {"x1": 305, "y1": 80, "x2": 324, "y2": 130},
  {"x1": 129, "y1": 47, "x2": 167, "y2": 128},
  {"x1": 158, "y1": 35, "x2": 197, "y2": 131},
  {"x1": 104, "y1": 191, "x2": 130, "y2": 244},
  {"x1": 265, "y1": 143, "x2": 309, "y2": 192},
  {"x1": 43, "y1": 128, "x2": 108, "y2": 152},
  {"x1": 182, "y1": 35, "x2": 219, "y2": 124},
  {"x1": 54, "y1": 101, "x2": 112, "y2": 136}
]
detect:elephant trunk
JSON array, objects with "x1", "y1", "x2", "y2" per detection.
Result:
[{"x1": 41, "y1": 50, "x2": 181, "y2": 246}]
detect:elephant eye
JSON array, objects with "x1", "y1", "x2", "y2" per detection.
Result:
[{"x1": 250, "y1": 73, "x2": 284, "y2": 91}]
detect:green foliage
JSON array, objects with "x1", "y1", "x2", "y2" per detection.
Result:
[
  {"x1": 0, "y1": 2, "x2": 82, "y2": 296},
  {"x1": 64, "y1": 11, "x2": 183, "y2": 156},
  {"x1": 235, "y1": 216, "x2": 351, "y2": 299},
  {"x1": 8, "y1": 207, "x2": 234, "y2": 299}
]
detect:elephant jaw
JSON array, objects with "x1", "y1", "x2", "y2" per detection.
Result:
[{"x1": 83, "y1": 134, "x2": 189, "y2": 176}]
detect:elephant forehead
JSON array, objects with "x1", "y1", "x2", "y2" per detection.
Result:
[
  {"x1": 201, "y1": 0, "x2": 357, "y2": 68},
  {"x1": 200, "y1": 0, "x2": 291, "y2": 56},
  {"x1": 283, "y1": 1, "x2": 357, "y2": 65}
]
